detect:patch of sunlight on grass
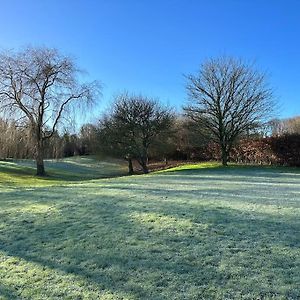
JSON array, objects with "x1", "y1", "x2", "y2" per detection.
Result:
[
  {"x1": 0, "y1": 171, "x2": 65, "y2": 187},
  {"x1": 155, "y1": 161, "x2": 222, "y2": 173},
  {"x1": 131, "y1": 212, "x2": 208, "y2": 234},
  {"x1": 0, "y1": 251, "x2": 133, "y2": 300},
  {"x1": 219, "y1": 199, "x2": 300, "y2": 217},
  {"x1": 4, "y1": 203, "x2": 58, "y2": 215}
]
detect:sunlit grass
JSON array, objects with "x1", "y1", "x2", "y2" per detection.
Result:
[
  {"x1": 156, "y1": 161, "x2": 222, "y2": 173},
  {"x1": 0, "y1": 160, "x2": 299, "y2": 299}
]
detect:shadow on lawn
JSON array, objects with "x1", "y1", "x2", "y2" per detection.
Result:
[
  {"x1": 0, "y1": 283, "x2": 21, "y2": 300},
  {"x1": 0, "y1": 163, "x2": 35, "y2": 176},
  {"x1": 0, "y1": 163, "x2": 127, "y2": 184},
  {"x1": 1, "y1": 186, "x2": 299, "y2": 299}
]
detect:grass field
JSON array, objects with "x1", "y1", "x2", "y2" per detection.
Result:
[
  {"x1": 0, "y1": 156, "x2": 128, "y2": 186},
  {"x1": 0, "y1": 158, "x2": 299, "y2": 299}
]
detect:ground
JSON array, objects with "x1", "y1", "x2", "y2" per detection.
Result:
[{"x1": 0, "y1": 158, "x2": 299, "y2": 299}]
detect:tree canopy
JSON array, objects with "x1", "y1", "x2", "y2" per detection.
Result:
[
  {"x1": 98, "y1": 92, "x2": 174, "y2": 174},
  {"x1": 185, "y1": 56, "x2": 274, "y2": 165}
]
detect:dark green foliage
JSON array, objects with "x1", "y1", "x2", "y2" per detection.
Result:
[{"x1": 97, "y1": 92, "x2": 175, "y2": 174}]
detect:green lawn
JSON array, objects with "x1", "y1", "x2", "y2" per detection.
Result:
[
  {"x1": 0, "y1": 156, "x2": 128, "y2": 186},
  {"x1": 0, "y1": 160, "x2": 299, "y2": 299}
]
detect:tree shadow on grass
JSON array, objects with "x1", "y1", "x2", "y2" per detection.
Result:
[
  {"x1": 0, "y1": 159, "x2": 128, "y2": 184},
  {"x1": 1, "y1": 186, "x2": 299, "y2": 299},
  {"x1": 0, "y1": 283, "x2": 22, "y2": 300}
]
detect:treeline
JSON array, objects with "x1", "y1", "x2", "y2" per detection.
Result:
[
  {"x1": 0, "y1": 119, "x2": 96, "y2": 160},
  {"x1": 2, "y1": 114, "x2": 300, "y2": 169},
  {"x1": 185, "y1": 116, "x2": 300, "y2": 166}
]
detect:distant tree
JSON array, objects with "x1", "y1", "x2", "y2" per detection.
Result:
[
  {"x1": 268, "y1": 116, "x2": 300, "y2": 137},
  {"x1": 0, "y1": 47, "x2": 100, "y2": 175},
  {"x1": 185, "y1": 56, "x2": 274, "y2": 166},
  {"x1": 98, "y1": 92, "x2": 174, "y2": 174},
  {"x1": 79, "y1": 123, "x2": 98, "y2": 155},
  {"x1": 176, "y1": 117, "x2": 213, "y2": 159},
  {"x1": 0, "y1": 117, "x2": 33, "y2": 159},
  {"x1": 61, "y1": 133, "x2": 78, "y2": 157},
  {"x1": 148, "y1": 128, "x2": 177, "y2": 165},
  {"x1": 282, "y1": 116, "x2": 300, "y2": 135},
  {"x1": 268, "y1": 118, "x2": 285, "y2": 136}
]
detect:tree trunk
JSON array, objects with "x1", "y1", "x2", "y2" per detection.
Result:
[
  {"x1": 36, "y1": 140, "x2": 46, "y2": 176},
  {"x1": 141, "y1": 162, "x2": 149, "y2": 174},
  {"x1": 127, "y1": 157, "x2": 134, "y2": 175},
  {"x1": 164, "y1": 157, "x2": 168, "y2": 165},
  {"x1": 221, "y1": 146, "x2": 229, "y2": 166},
  {"x1": 140, "y1": 148, "x2": 149, "y2": 174},
  {"x1": 139, "y1": 158, "x2": 149, "y2": 174}
]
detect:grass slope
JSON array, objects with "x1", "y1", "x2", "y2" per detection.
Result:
[
  {"x1": 0, "y1": 161, "x2": 299, "y2": 299},
  {"x1": 0, "y1": 156, "x2": 128, "y2": 186}
]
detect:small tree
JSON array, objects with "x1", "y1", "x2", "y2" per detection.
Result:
[
  {"x1": 185, "y1": 56, "x2": 274, "y2": 166},
  {"x1": 0, "y1": 47, "x2": 100, "y2": 175},
  {"x1": 98, "y1": 92, "x2": 174, "y2": 174}
]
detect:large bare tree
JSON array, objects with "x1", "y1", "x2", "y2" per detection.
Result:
[
  {"x1": 0, "y1": 47, "x2": 100, "y2": 175},
  {"x1": 185, "y1": 57, "x2": 274, "y2": 166}
]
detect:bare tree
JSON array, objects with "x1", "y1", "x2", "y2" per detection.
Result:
[
  {"x1": 185, "y1": 57, "x2": 274, "y2": 166},
  {"x1": 269, "y1": 116, "x2": 300, "y2": 137},
  {"x1": 98, "y1": 92, "x2": 174, "y2": 174},
  {"x1": 282, "y1": 116, "x2": 300, "y2": 135},
  {"x1": 0, "y1": 47, "x2": 100, "y2": 175},
  {"x1": 268, "y1": 118, "x2": 285, "y2": 136}
]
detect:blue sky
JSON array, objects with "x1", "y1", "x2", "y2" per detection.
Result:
[{"x1": 0, "y1": 0, "x2": 299, "y2": 120}]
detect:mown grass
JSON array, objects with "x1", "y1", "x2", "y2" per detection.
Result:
[
  {"x1": 0, "y1": 160, "x2": 299, "y2": 299},
  {"x1": 0, "y1": 156, "x2": 128, "y2": 187}
]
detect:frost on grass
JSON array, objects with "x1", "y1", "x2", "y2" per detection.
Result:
[{"x1": 0, "y1": 163, "x2": 299, "y2": 299}]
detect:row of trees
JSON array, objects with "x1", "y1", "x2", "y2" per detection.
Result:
[
  {"x1": 3, "y1": 110, "x2": 299, "y2": 171},
  {"x1": 0, "y1": 119, "x2": 91, "y2": 160},
  {"x1": 269, "y1": 116, "x2": 300, "y2": 136},
  {"x1": 0, "y1": 47, "x2": 276, "y2": 175}
]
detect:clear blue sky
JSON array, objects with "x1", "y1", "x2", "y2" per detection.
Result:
[{"x1": 0, "y1": 0, "x2": 299, "y2": 120}]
